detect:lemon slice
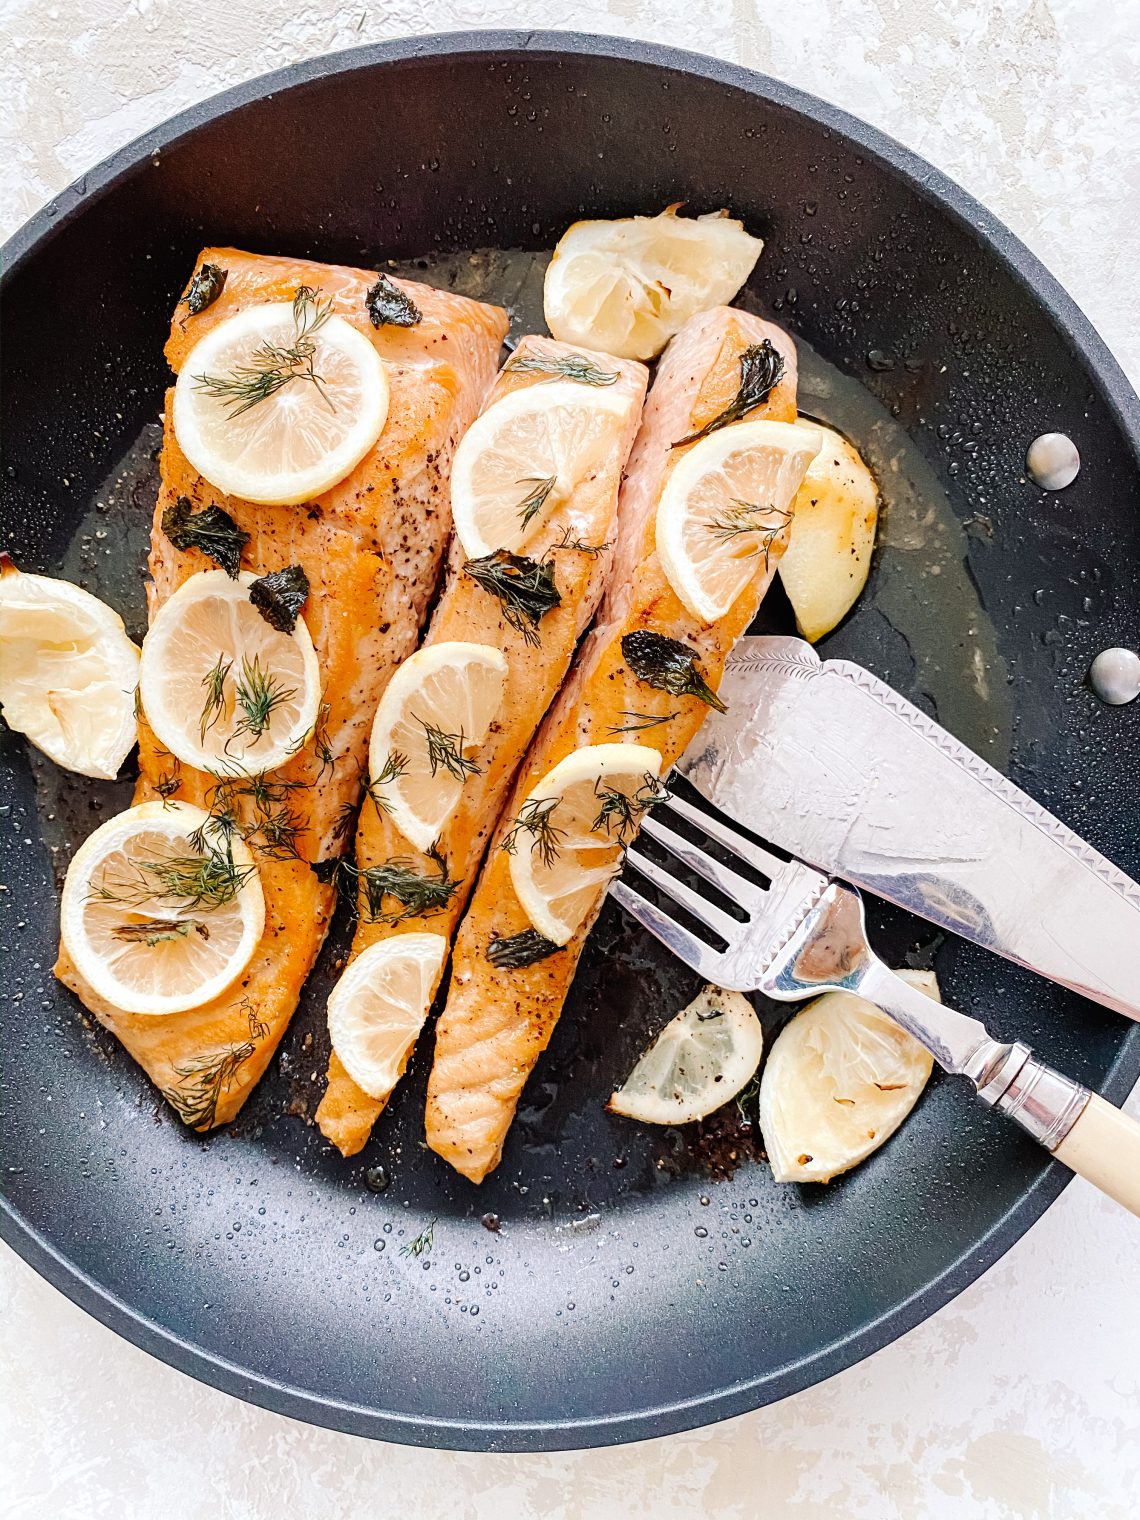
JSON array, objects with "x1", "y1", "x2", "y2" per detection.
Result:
[
  {"x1": 59, "y1": 800, "x2": 265, "y2": 1016},
  {"x1": 0, "y1": 559, "x2": 139, "y2": 780},
  {"x1": 760, "y1": 969, "x2": 939, "y2": 1184},
  {"x1": 369, "y1": 641, "x2": 508, "y2": 853},
  {"x1": 138, "y1": 570, "x2": 321, "y2": 775},
  {"x1": 450, "y1": 382, "x2": 633, "y2": 558},
  {"x1": 172, "y1": 295, "x2": 389, "y2": 505},
  {"x1": 507, "y1": 742, "x2": 662, "y2": 945},
  {"x1": 608, "y1": 985, "x2": 763, "y2": 1125},
  {"x1": 544, "y1": 206, "x2": 764, "y2": 361},
  {"x1": 327, "y1": 933, "x2": 448, "y2": 1100},
  {"x1": 779, "y1": 419, "x2": 880, "y2": 642},
  {"x1": 656, "y1": 420, "x2": 822, "y2": 624}
]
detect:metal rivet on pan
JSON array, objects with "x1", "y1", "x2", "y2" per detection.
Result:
[
  {"x1": 1027, "y1": 432, "x2": 1080, "y2": 491},
  {"x1": 1089, "y1": 647, "x2": 1140, "y2": 706}
]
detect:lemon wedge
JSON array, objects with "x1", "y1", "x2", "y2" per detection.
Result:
[
  {"x1": 608, "y1": 985, "x2": 763, "y2": 1125},
  {"x1": 778, "y1": 420, "x2": 879, "y2": 642},
  {"x1": 172, "y1": 293, "x2": 389, "y2": 505},
  {"x1": 60, "y1": 800, "x2": 265, "y2": 1016},
  {"x1": 656, "y1": 420, "x2": 822, "y2": 624},
  {"x1": 368, "y1": 642, "x2": 508, "y2": 854},
  {"x1": 138, "y1": 570, "x2": 321, "y2": 775},
  {"x1": 544, "y1": 206, "x2": 764, "y2": 361},
  {"x1": 450, "y1": 381, "x2": 634, "y2": 559},
  {"x1": 760, "y1": 969, "x2": 939, "y2": 1184},
  {"x1": 507, "y1": 742, "x2": 662, "y2": 945},
  {"x1": 327, "y1": 933, "x2": 448, "y2": 1100},
  {"x1": 0, "y1": 559, "x2": 140, "y2": 780}
]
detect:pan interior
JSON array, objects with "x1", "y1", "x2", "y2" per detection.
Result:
[{"x1": 2, "y1": 38, "x2": 1138, "y2": 1450}]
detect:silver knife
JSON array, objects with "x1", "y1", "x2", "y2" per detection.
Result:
[{"x1": 679, "y1": 635, "x2": 1140, "y2": 1023}]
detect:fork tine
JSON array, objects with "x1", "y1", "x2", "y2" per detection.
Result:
[
  {"x1": 622, "y1": 842, "x2": 745, "y2": 939},
  {"x1": 662, "y1": 792, "x2": 789, "y2": 879},
  {"x1": 609, "y1": 880, "x2": 728, "y2": 981},
  {"x1": 639, "y1": 813, "x2": 768, "y2": 909}
]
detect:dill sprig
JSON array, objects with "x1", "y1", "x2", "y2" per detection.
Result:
[
  {"x1": 515, "y1": 474, "x2": 557, "y2": 531},
  {"x1": 91, "y1": 829, "x2": 255, "y2": 914},
  {"x1": 621, "y1": 630, "x2": 727, "y2": 713},
  {"x1": 486, "y1": 928, "x2": 562, "y2": 970},
  {"x1": 463, "y1": 550, "x2": 561, "y2": 647},
  {"x1": 706, "y1": 500, "x2": 792, "y2": 567},
  {"x1": 606, "y1": 709, "x2": 679, "y2": 736},
  {"x1": 193, "y1": 285, "x2": 336, "y2": 418},
  {"x1": 230, "y1": 656, "x2": 296, "y2": 748},
  {"x1": 163, "y1": 1002, "x2": 269, "y2": 1130},
  {"x1": 501, "y1": 796, "x2": 563, "y2": 869},
  {"x1": 351, "y1": 857, "x2": 459, "y2": 924},
  {"x1": 400, "y1": 1220, "x2": 436, "y2": 1259},
  {"x1": 205, "y1": 765, "x2": 308, "y2": 861},
  {"x1": 547, "y1": 527, "x2": 610, "y2": 558},
  {"x1": 673, "y1": 339, "x2": 786, "y2": 447},
  {"x1": 591, "y1": 773, "x2": 666, "y2": 845},
  {"x1": 365, "y1": 751, "x2": 408, "y2": 812},
  {"x1": 311, "y1": 701, "x2": 334, "y2": 773},
  {"x1": 505, "y1": 351, "x2": 618, "y2": 386},
  {"x1": 417, "y1": 718, "x2": 479, "y2": 783},
  {"x1": 199, "y1": 654, "x2": 233, "y2": 741}
]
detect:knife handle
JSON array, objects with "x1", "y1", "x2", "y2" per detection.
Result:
[
  {"x1": 982, "y1": 1047, "x2": 1140, "y2": 1219},
  {"x1": 1052, "y1": 1092, "x2": 1140, "y2": 1219}
]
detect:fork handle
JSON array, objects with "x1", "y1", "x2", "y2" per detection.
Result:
[{"x1": 976, "y1": 1043, "x2": 1140, "y2": 1219}]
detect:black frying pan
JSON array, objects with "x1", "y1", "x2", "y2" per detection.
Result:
[{"x1": 2, "y1": 33, "x2": 1138, "y2": 1452}]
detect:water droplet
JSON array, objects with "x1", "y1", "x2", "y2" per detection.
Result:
[
  {"x1": 866, "y1": 348, "x2": 895, "y2": 372},
  {"x1": 373, "y1": 1238, "x2": 386, "y2": 1252},
  {"x1": 459, "y1": 1269, "x2": 470, "y2": 1282},
  {"x1": 695, "y1": 1226, "x2": 708, "y2": 1238},
  {"x1": 365, "y1": 1165, "x2": 390, "y2": 1193},
  {"x1": 480, "y1": 1212, "x2": 501, "y2": 1233}
]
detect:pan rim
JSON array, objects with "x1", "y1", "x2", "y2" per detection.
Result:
[{"x1": 2, "y1": 28, "x2": 1138, "y2": 1452}]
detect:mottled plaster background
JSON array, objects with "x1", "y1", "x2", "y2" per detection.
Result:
[{"x1": 2, "y1": 2, "x2": 1139, "y2": 1516}]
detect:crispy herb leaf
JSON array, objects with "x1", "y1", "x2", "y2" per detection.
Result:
[
  {"x1": 248, "y1": 564, "x2": 310, "y2": 633},
  {"x1": 162, "y1": 497, "x2": 249, "y2": 578},
  {"x1": 463, "y1": 550, "x2": 561, "y2": 646},
  {"x1": 621, "y1": 630, "x2": 727, "y2": 712},
  {"x1": 673, "y1": 339, "x2": 785, "y2": 447},
  {"x1": 486, "y1": 929, "x2": 563, "y2": 970},
  {"x1": 183, "y1": 262, "x2": 228, "y2": 316},
  {"x1": 504, "y1": 351, "x2": 618, "y2": 386},
  {"x1": 366, "y1": 272, "x2": 422, "y2": 328}
]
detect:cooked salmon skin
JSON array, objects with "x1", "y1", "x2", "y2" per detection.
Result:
[
  {"x1": 425, "y1": 307, "x2": 818, "y2": 1182},
  {"x1": 316, "y1": 337, "x2": 648, "y2": 1155},
  {"x1": 54, "y1": 248, "x2": 507, "y2": 1128}
]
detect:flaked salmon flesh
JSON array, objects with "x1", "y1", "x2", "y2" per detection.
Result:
[
  {"x1": 316, "y1": 337, "x2": 648, "y2": 1155},
  {"x1": 54, "y1": 248, "x2": 507, "y2": 1128},
  {"x1": 425, "y1": 306, "x2": 818, "y2": 1182}
]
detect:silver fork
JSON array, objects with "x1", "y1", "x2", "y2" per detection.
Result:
[{"x1": 610, "y1": 788, "x2": 1140, "y2": 1216}]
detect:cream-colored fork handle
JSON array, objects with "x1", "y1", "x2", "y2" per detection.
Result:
[{"x1": 1054, "y1": 1093, "x2": 1140, "y2": 1219}]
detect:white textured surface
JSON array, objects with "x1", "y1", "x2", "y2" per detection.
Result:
[{"x1": 3, "y1": 3, "x2": 1140, "y2": 1515}]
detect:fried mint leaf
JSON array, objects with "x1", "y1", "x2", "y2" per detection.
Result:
[
  {"x1": 183, "y1": 262, "x2": 228, "y2": 316},
  {"x1": 366, "y1": 273, "x2": 422, "y2": 329},
  {"x1": 673, "y1": 339, "x2": 786, "y2": 447},
  {"x1": 621, "y1": 630, "x2": 727, "y2": 712},
  {"x1": 248, "y1": 565, "x2": 310, "y2": 634},
  {"x1": 162, "y1": 498, "x2": 250, "y2": 578}
]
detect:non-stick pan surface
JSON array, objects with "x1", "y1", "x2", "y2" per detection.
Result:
[{"x1": 2, "y1": 33, "x2": 1139, "y2": 1452}]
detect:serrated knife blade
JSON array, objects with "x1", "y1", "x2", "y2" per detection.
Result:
[{"x1": 679, "y1": 636, "x2": 1140, "y2": 1022}]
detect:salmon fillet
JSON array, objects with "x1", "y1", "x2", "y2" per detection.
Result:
[
  {"x1": 54, "y1": 248, "x2": 507, "y2": 1129},
  {"x1": 316, "y1": 337, "x2": 648, "y2": 1155},
  {"x1": 425, "y1": 307, "x2": 817, "y2": 1182}
]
